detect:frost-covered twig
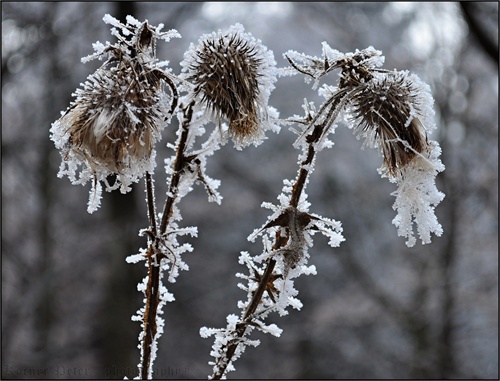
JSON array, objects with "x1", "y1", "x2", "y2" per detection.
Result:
[
  {"x1": 131, "y1": 101, "x2": 215, "y2": 379},
  {"x1": 285, "y1": 44, "x2": 445, "y2": 246},
  {"x1": 204, "y1": 94, "x2": 345, "y2": 379},
  {"x1": 203, "y1": 44, "x2": 445, "y2": 379},
  {"x1": 50, "y1": 13, "x2": 190, "y2": 379}
]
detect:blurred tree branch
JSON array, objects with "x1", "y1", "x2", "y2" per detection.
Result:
[{"x1": 460, "y1": 2, "x2": 499, "y2": 64}]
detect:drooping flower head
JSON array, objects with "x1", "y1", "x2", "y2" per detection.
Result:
[
  {"x1": 180, "y1": 23, "x2": 279, "y2": 148},
  {"x1": 348, "y1": 70, "x2": 434, "y2": 177},
  {"x1": 339, "y1": 50, "x2": 445, "y2": 247},
  {"x1": 283, "y1": 44, "x2": 445, "y2": 247},
  {"x1": 50, "y1": 14, "x2": 180, "y2": 212}
]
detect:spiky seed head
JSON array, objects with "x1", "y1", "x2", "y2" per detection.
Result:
[
  {"x1": 52, "y1": 14, "x2": 179, "y2": 175},
  {"x1": 181, "y1": 24, "x2": 278, "y2": 147},
  {"x1": 350, "y1": 72, "x2": 428, "y2": 175},
  {"x1": 192, "y1": 34, "x2": 261, "y2": 140}
]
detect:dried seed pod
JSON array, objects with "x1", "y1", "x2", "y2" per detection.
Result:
[
  {"x1": 61, "y1": 63, "x2": 169, "y2": 174},
  {"x1": 350, "y1": 72, "x2": 429, "y2": 175},
  {"x1": 50, "y1": 14, "x2": 180, "y2": 212},
  {"x1": 181, "y1": 23, "x2": 278, "y2": 147}
]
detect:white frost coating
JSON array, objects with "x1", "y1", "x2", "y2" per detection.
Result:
[
  {"x1": 301, "y1": 264, "x2": 317, "y2": 276},
  {"x1": 346, "y1": 68, "x2": 443, "y2": 246},
  {"x1": 166, "y1": 126, "x2": 224, "y2": 206},
  {"x1": 203, "y1": 42, "x2": 444, "y2": 378},
  {"x1": 126, "y1": 252, "x2": 147, "y2": 264},
  {"x1": 132, "y1": 257, "x2": 177, "y2": 379},
  {"x1": 203, "y1": 179, "x2": 344, "y2": 377},
  {"x1": 386, "y1": 141, "x2": 445, "y2": 247},
  {"x1": 87, "y1": 179, "x2": 102, "y2": 214}
]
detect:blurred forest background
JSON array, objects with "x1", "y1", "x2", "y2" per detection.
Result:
[{"x1": 2, "y1": 2, "x2": 498, "y2": 379}]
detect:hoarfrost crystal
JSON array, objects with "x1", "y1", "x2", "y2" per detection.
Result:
[{"x1": 387, "y1": 141, "x2": 445, "y2": 247}]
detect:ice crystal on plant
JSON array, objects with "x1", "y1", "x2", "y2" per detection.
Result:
[
  {"x1": 344, "y1": 67, "x2": 444, "y2": 247},
  {"x1": 131, "y1": 263, "x2": 175, "y2": 380},
  {"x1": 386, "y1": 140, "x2": 445, "y2": 247},
  {"x1": 251, "y1": 202, "x2": 344, "y2": 282},
  {"x1": 202, "y1": 180, "x2": 344, "y2": 378},
  {"x1": 127, "y1": 224, "x2": 197, "y2": 283},
  {"x1": 165, "y1": 125, "x2": 224, "y2": 206},
  {"x1": 50, "y1": 14, "x2": 180, "y2": 213}
]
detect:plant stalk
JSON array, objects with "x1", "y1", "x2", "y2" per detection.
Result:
[
  {"x1": 211, "y1": 124, "x2": 324, "y2": 380},
  {"x1": 140, "y1": 102, "x2": 194, "y2": 379}
]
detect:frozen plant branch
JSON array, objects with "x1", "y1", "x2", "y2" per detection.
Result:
[
  {"x1": 204, "y1": 70, "x2": 346, "y2": 380},
  {"x1": 131, "y1": 21, "x2": 280, "y2": 378},
  {"x1": 134, "y1": 102, "x2": 197, "y2": 380},
  {"x1": 132, "y1": 98, "x2": 237, "y2": 378},
  {"x1": 284, "y1": 43, "x2": 445, "y2": 246},
  {"x1": 204, "y1": 43, "x2": 445, "y2": 379}
]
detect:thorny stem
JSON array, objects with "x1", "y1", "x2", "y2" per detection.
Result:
[
  {"x1": 160, "y1": 102, "x2": 194, "y2": 234},
  {"x1": 140, "y1": 102, "x2": 194, "y2": 380},
  {"x1": 141, "y1": 260, "x2": 161, "y2": 380},
  {"x1": 146, "y1": 173, "x2": 157, "y2": 234},
  {"x1": 141, "y1": 172, "x2": 158, "y2": 380},
  {"x1": 211, "y1": 123, "x2": 324, "y2": 380}
]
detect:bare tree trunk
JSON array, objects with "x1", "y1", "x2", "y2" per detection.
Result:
[
  {"x1": 33, "y1": 3, "x2": 61, "y2": 369},
  {"x1": 460, "y1": 3, "x2": 498, "y2": 64}
]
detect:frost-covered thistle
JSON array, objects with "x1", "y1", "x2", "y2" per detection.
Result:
[
  {"x1": 50, "y1": 14, "x2": 180, "y2": 213},
  {"x1": 350, "y1": 71, "x2": 428, "y2": 176},
  {"x1": 347, "y1": 69, "x2": 445, "y2": 246},
  {"x1": 180, "y1": 23, "x2": 279, "y2": 148},
  {"x1": 284, "y1": 43, "x2": 445, "y2": 247},
  {"x1": 51, "y1": 18, "x2": 449, "y2": 379}
]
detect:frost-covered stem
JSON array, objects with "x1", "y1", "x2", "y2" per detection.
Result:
[
  {"x1": 140, "y1": 172, "x2": 159, "y2": 380},
  {"x1": 159, "y1": 102, "x2": 194, "y2": 234},
  {"x1": 212, "y1": 258, "x2": 278, "y2": 379},
  {"x1": 146, "y1": 173, "x2": 158, "y2": 234},
  {"x1": 290, "y1": 130, "x2": 318, "y2": 208},
  {"x1": 158, "y1": 72, "x2": 179, "y2": 120},
  {"x1": 211, "y1": 125, "x2": 322, "y2": 380},
  {"x1": 139, "y1": 102, "x2": 194, "y2": 379},
  {"x1": 141, "y1": 259, "x2": 161, "y2": 380}
]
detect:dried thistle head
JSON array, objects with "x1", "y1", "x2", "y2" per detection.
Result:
[
  {"x1": 50, "y1": 14, "x2": 180, "y2": 212},
  {"x1": 285, "y1": 44, "x2": 438, "y2": 177},
  {"x1": 314, "y1": 47, "x2": 435, "y2": 176},
  {"x1": 61, "y1": 63, "x2": 167, "y2": 174},
  {"x1": 349, "y1": 72, "x2": 430, "y2": 175},
  {"x1": 181, "y1": 23, "x2": 278, "y2": 148},
  {"x1": 285, "y1": 44, "x2": 443, "y2": 246}
]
